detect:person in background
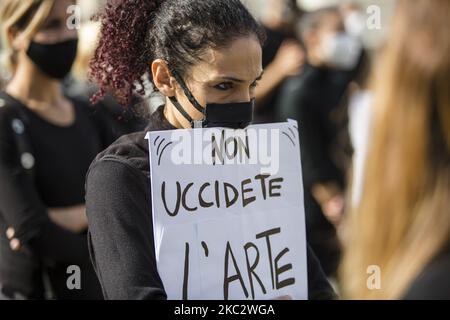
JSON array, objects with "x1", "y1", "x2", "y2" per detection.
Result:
[
  {"x1": 335, "y1": 1, "x2": 373, "y2": 214},
  {"x1": 253, "y1": 0, "x2": 305, "y2": 123},
  {"x1": 340, "y1": 0, "x2": 450, "y2": 299},
  {"x1": 0, "y1": 0, "x2": 111, "y2": 299},
  {"x1": 274, "y1": 7, "x2": 362, "y2": 277},
  {"x1": 85, "y1": 0, "x2": 336, "y2": 300},
  {"x1": 65, "y1": 20, "x2": 150, "y2": 139}
]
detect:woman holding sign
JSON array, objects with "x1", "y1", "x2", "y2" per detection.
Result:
[{"x1": 86, "y1": 0, "x2": 335, "y2": 300}]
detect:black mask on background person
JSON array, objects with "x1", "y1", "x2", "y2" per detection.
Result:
[
  {"x1": 26, "y1": 38, "x2": 78, "y2": 80},
  {"x1": 168, "y1": 68, "x2": 254, "y2": 129}
]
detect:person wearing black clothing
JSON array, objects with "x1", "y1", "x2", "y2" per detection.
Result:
[
  {"x1": 86, "y1": 0, "x2": 336, "y2": 300},
  {"x1": 274, "y1": 8, "x2": 361, "y2": 276},
  {"x1": 0, "y1": 0, "x2": 110, "y2": 299},
  {"x1": 63, "y1": 77, "x2": 151, "y2": 139},
  {"x1": 340, "y1": 0, "x2": 450, "y2": 300}
]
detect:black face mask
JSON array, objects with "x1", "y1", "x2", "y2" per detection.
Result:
[
  {"x1": 168, "y1": 68, "x2": 254, "y2": 129},
  {"x1": 26, "y1": 38, "x2": 78, "y2": 80}
]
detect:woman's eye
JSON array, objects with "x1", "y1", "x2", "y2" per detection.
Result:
[{"x1": 214, "y1": 82, "x2": 234, "y2": 91}]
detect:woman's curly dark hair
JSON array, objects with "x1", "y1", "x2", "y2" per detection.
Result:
[{"x1": 89, "y1": 0, "x2": 266, "y2": 106}]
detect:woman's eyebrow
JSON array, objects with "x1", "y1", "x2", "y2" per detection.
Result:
[{"x1": 217, "y1": 71, "x2": 264, "y2": 83}]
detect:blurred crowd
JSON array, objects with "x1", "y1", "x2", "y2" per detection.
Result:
[{"x1": 0, "y1": 0, "x2": 449, "y2": 300}]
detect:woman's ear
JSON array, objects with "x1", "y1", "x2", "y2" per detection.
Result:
[
  {"x1": 8, "y1": 27, "x2": 27, "y2": 51},
  {"x1": 152, "y1": 59, "x2": 176, "y2": 97}
]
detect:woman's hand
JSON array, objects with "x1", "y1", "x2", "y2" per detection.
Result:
[
  {"x1": 6, "y1": 205, "x2": 87, "y2": 252},
  {"x1": 6, "y1": 227, "x2": 21, "y2": 251},
  {"x1": 48, "y1": 204, "x2": 88, "y2": 233},
  {"x1": 312, "y1": 182, "x2": 345, "y2": 227}
]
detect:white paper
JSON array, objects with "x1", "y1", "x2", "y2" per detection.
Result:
[{"x1": 147, "y1": 122, "x2": 308, "y2": 300}]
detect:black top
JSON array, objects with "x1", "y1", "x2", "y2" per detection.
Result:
[
  {"x1": 402, "y1": 243, "x2": 450, "y2": 300},
  {"x1": 85, "y1": 105, "x2": 336, "y2": 300},
  {"x1": 0, "y1": 91, "x2": 110, "y2": 299}
]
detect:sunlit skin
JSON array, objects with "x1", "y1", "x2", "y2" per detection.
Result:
[{"x1": 152, "y1": 35, "x2": 264, "y2": 129}]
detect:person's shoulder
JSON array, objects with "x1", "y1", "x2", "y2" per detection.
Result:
[
  {"x1": 90, "y1": 130, "x2": 150, "y2": 179},
  {"x1": 66, "y1": 93, "x2": 106, "y2": 120},
  {"x1": 65, "y1": 93, "x2": 90, "y2": 109},
  {"x1": 0, "y1": 99, "x2": 10, "y2": 127},
  {"x1": 403, "y1": 245, "x2": 450, "y2": 300}
]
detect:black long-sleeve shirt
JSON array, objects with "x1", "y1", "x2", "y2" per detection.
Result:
[
  {"x1": 0, "y1": 91, "x2": 110, "y2": 299},
  {"x1": 85, "y1": 105, "x2": 336, "y2": 300}
]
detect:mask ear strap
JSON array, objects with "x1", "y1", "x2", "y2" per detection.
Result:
[
  {"x1": 169, "y1": 96, "x2": 194, "y2": 126},
  {"x1": 168, "y1": 66, "x2": 204, "y2": 114}
]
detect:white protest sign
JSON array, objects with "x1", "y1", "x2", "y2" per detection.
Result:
[{"x1": 146, "y1": 121, "x2": 308, "y2": 300}]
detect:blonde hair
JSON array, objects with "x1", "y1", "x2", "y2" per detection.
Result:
[
  {"x1": 0, "y1": 0, "x2": 54, "y2": 76},
  {"x1": 340, "y1": 0, "x2": 450, "y2": 299}
]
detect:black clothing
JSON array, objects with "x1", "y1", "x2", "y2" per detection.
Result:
[
  {"x1": 86, "y1": 105, "x2": 336, "y2": 300},
  {"x1": 275, "y1": 64, "x2": 353, "y2": 276},
  {"x1": 276, "y1": 64, "x2": 352, "y2": 188},
  {"x1": 0, "y1": 91, "x2": 109, "y2": 299},
  {"x1": 403, "y1": 243, "x2": 450, "y2": 300}
]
